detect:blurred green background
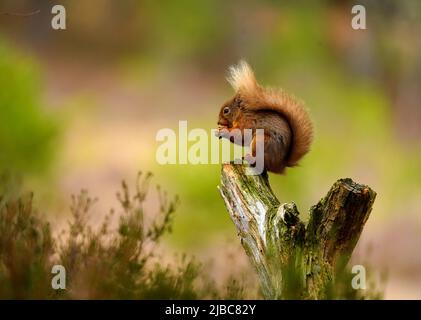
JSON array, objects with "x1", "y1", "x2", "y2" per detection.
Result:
[{"x1": 1, "y1": 0, "x2": 420, "y2": 299}]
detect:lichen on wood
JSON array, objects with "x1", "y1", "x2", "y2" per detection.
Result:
[{"x1": 218, "y1": 164, "x2": 376, "y2": 299}]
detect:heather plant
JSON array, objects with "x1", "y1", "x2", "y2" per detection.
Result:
[
  {"x1": 0, "y1": 172, "x2": 246, "y2": 299},
  {"x1": 0, "y1": 171, "x2": 382, "y2": 300},
  {"x1": 0, "y1": 189, "x2": 53, "y2": 299}
]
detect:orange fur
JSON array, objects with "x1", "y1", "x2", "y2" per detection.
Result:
[{"x1": 227, "y1": 61, "x2": 314, "y2": 168}]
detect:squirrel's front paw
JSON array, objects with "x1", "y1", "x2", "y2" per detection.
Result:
[
  {"x1": 215, "y1": 127, "x2": 230, "y2": 140},
  {"x1": 214, "y1": 129, "x2": 222, "y2": 139}
]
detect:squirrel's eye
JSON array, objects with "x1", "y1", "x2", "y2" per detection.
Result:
[{"x1": 223, "y1": 107, "x2": 230, "y2": 115}]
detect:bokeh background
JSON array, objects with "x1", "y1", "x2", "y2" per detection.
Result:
[{"x1": 1, "y1": 0, "x2": 420, "y2": 299}]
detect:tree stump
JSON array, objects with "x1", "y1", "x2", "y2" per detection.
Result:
[{"x1": 218, "y1": 164, "x2": 376, "y2": 299}]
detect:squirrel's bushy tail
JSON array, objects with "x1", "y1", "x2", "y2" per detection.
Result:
[{"x1": 227, "y1": 60, "x2": 314, "y2": 168}]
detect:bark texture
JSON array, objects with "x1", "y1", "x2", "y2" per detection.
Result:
[{"x1": 218, "y1": 164, "x2": 376, "y2": 299}]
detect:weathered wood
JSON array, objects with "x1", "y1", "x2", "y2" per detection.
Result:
[{"x1": 218, "y1": 164, "x2": 376, "y2": 299}]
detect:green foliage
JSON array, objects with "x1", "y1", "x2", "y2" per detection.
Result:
[
  {"x1": 0, "y1": 39, "x2": 58, "y2": 174},
  {"x1": 0, "y1": 188, "x2": 53, "y2": 299},
  {"x1": 0, "y1": 172, "x2": 245, "y2": 299}
]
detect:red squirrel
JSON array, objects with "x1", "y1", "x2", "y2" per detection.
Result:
[{"x1": 216, "y1": 61, "x2": 314, "y2": 174}]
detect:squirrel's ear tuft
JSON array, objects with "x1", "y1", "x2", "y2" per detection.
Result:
[{"x1": 227, "y1": 60, "x2": 258, "y2": 93}]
